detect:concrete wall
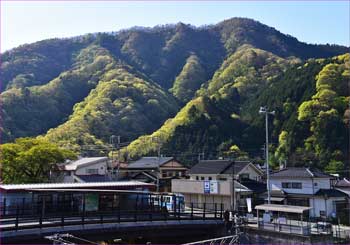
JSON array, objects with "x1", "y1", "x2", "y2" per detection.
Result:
[{"x1": 172, "y1": 179, "x2": 233, "y2": 196}]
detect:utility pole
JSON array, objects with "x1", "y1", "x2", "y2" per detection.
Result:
[
  {"x1": 230, "y1": 160, "x2": 236, "y2": 213},
  {"x1": 152, "y1": 136, "x2": 162, "y2": 192},
  {"x1": 110, "y1": 135, "x2": 121, "y2": 179},
  {"x1": 259, "y1": 106, "x2": 275, "y2": 205}
]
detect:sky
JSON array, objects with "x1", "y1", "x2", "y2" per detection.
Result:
[{"x1": 1, "y1": 1, "x2": 349, "y2": 52}]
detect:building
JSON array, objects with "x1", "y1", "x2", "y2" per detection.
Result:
[
  {"x1": 188, "y1": 160, "x2": 263, "y2": 182},
  {"x1": 60, "y1": 157, "x2": 111, "y2": 183},
  {"x1": 126, "y1": 157, "x2": 188, "y2": 192},
  {"x1": 172, "y1": 160, "x2": 264, "y2": 211},
  {"x1": 269, "y1": 167, "x2": 348, "y2": 219},
  {"x1": 335, "y1": 178, "x2": 350, "y2": 224},
  {"x1": 0, "y1": 181, "x2": 155, "y2": 215}
]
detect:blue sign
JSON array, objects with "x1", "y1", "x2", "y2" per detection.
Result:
[{"x1": 204, "y1": 181, "x2": 210, "y2": 194}]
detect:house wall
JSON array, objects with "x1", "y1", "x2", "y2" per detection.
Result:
[
  {"x1": 310, "y1": 197, "x2": 340, "y2": 217},
  {"x1": 75, "y1": 161, "x2": 107, "y2": 175},
  {"x1": 270, "y1": 178, "x2": 331, "y2": 195}
]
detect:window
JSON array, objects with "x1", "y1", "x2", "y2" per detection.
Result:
[
  {"x1": 86, "y1": 168, "x2": 98, "y2": 174},
  {"x1": 314, "y1": 182, "x2": 318, "y2": 187},
  {"x1": 208, "y1": 177, "x2": 212, "y2": 180},
  {"x1": 196, "y1": 176, "x2": 199, "y2": 180},
  {"x1": 219, "y1": 178, "x2": 227, "y2": 181},
  {"x1": 282, "y1": 182, "x2": 302, "y2": 189},
  {"x1": 282, "y1": 182, "x2": 292, "y2": 188},
  {"x1": 292, "y1": 183, "x2": 302, "y2": 189},
  {"x1": 201, "y1": 177, "x2": 205, "y2": 180},
  {"x1": 239, "y1": 173, "x2": 249, "y2": 180}
]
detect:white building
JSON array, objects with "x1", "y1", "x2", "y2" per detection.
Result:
[
  {"x1": 172, "y1": 160, "x2": 264, "y2": 211},
  {"x1": 269, "y1": 167, "x2": 347, "y2": 219},
  {"x1": 61, "y1": 157, "x2": 111, "y2": 183}
]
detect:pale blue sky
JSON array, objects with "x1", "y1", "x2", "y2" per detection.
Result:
[{"x1": 1, "y1": 1, "x2": 349, "y2": 52}]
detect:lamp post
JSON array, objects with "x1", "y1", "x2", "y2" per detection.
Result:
[{"x1": 259, "y1": 106, "x2": 275, "y2": 205}]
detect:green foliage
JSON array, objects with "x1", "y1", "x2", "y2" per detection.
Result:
[
  {"x1": 1, "y1": 18, "x2": 348, "y2": 173},
  {"x1": 295, "y1": 54, "x2": 349, "y2": 170},
  {"x1": 45, "y1": 65, "x2": 179, "y2": 151},
  {"x1": 1, "y1": 45, "x2": 115, "y2": 142},
  {"x1": 170, "y1": 54, "x2": 207, "y2": 103},
  {"x1": 0, "y1": 138, "x2": 76, "y2": 184}
]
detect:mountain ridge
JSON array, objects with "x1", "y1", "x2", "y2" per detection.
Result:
[{"x1": 1, "y1": 17, "x2": 348, "y2": 172}]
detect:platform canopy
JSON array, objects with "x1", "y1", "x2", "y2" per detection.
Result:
[{"x1": 255, "y1": 204, "x2": 312, "y2": 214}]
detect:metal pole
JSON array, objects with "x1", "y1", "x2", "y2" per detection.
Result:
[
  {"x1": 266, "y1": 111, "x2": 271, "y2": 205},
  {"x1": 157, "y1": 144, "x2": 160, "y2": 192}
]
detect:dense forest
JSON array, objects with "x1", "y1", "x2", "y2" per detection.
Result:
[{"x1": 1, "y1": 17, "x2": 349, "y2": 174}]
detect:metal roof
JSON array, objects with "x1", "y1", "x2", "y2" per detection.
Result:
[
  {"x1": 64, "y1": 157, "x2": 108, "y2": 171},
  {"x1": 0, "y1": 181, "x2": 154, "y2": 191},
  {"x1": 255, "y1": 204, "x2": 312, "y2": 213},
  {"x1": 127, "y1": 157, "x2": 174, "y2": 169},
  {"x1": 270, "y1": 167, "x2": 332, "y2": 179}
]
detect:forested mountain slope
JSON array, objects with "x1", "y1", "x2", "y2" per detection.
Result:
[{"x1": 1, "y1": 17, "x2": 348, "y2": 172}]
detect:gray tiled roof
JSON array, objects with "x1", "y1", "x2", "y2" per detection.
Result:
[
  {"x1": 188, "y1": 160, "x2": 251, "y2": 175},
  {"x1": 127, "y1": 157, "x2": 174, "y2": 169},
  {"x1": 336, "y1": 178, "x2": 350, "y2": 188},
  {"x1": 315, "y1": 189, "x2": 347, "y2": 198},
  {"x1": 270, "y1": 168, "x2": 332, "y2": 179}
]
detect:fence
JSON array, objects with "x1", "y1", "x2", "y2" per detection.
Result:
[{"x1": 0, "y1": 200, "x2": 224, "y2": 232}]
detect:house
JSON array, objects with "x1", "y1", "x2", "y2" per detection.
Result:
[
  {"x1": 172, "y1": 160, "x2": 264, "y2": 211},
  {"x1": 60, "y1": 157, "x2": 111, "y2": 183},
  {"x1": 269, "y1": 167, "x2": 347, "y2": 219},
  {"x1": 126, "y1": 157, "x2": 188, "y2": 192},
  {"x1": 188, "y1": 160, "x2": 263, "y2": 182},
  {"x1": 335, "y1": 178, "x2": 350, "y2": 224}
]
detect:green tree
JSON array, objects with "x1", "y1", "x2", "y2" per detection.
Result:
[{"x1": 1, "y1": 138, "x2": 76, "y2": 184}]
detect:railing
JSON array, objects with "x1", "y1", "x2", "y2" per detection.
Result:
[
  {"x1": 183, "y1": 235, "x2": 239, "y2": 245},
  {"x1": 0, "y1": 201, "x2": 224, "y2": 232}
]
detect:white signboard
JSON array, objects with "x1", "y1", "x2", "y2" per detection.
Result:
[
  {"x1": 246, "y1": 197, "x2": 252, "y2": 213},
  {"x1": 209, "y1": 181, "x2": 218, "y2": 194}
]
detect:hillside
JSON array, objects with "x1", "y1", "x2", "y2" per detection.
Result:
[{"x1": 1, "y1": 17, "x2": 348, "y2": 172}]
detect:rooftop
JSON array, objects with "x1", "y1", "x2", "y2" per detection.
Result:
[
  {"x1": 127, "y1": 157, "x2": 174, "y2": 169},
  {"x1": 188, "y1": 160, "x2": 254, "y2": 175},
  {"x1": 270, "y1": 167, "x2": 332, "y2": 179},
  {"x1": 64, "y1": 157, "x2": 108, "y2": 171},
  {"x1": 336, "y1": 178, "x2": 350, "y2": 188},
  {"x1": 0, "y1": 181, "x2": 154, "y2": 191},
  {"x1": 315, "y1": 188, "x2": 347, "y2": 198},
  {"x1": 255, "y1": 204, "x2": 312, "y2": 214}
]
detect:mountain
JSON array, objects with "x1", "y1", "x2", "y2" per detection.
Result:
[{"x1": 1, "y1": 17, "x2": 348, "y2": 172}]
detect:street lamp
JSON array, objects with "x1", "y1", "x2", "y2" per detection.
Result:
[{"x1": 259, "y1": 106, "x2": 275, "y2": 205}]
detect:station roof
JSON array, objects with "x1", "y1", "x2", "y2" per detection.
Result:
[
  {"x1": 255, "y1": 204, "x2": 312, "y2": 214},
  {"x1": 0, "y1": 181, "x2": 154, "y2": 192}
]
